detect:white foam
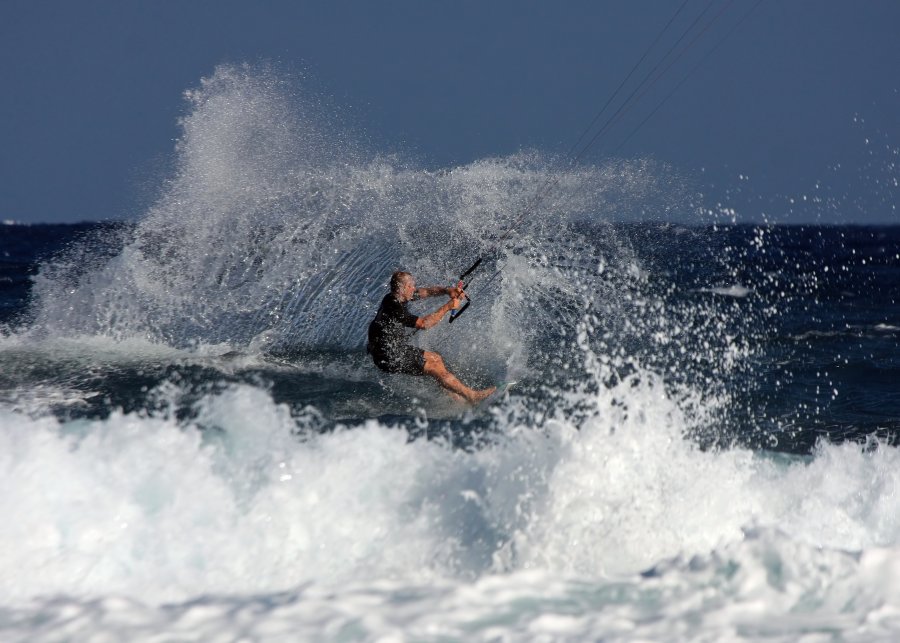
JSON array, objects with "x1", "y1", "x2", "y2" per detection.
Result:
[
  {"x1": 1, "y1": 369, "x2": 899, "y2": 609},
  {"x1": 3, "y1": 532, "x2": 900, "y2": 641}
]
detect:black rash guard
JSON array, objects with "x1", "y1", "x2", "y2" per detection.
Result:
[{"x1": 367, "y1": 294, "x2": 426, "y2": 375}]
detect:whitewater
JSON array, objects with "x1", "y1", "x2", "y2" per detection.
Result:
[{"x1": 2, "y1": 64, "x2": 899, "y2": 641}]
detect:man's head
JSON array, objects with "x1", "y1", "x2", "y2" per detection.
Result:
[{"x1": 390, "y1": 271, "x2": 415, "y2": 301}]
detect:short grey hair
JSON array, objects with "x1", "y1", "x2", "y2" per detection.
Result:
[{"x1": 390, "y1": 271, "x2": 412, "y2": 294}]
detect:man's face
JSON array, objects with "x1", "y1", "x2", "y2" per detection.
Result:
[{"x1": 401, "y1": 277, "x2": 416, "y2": 301}]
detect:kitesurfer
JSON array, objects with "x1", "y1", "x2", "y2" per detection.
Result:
[{"x1": 367, "y1": 271, "x2": 495, "y2": 403}]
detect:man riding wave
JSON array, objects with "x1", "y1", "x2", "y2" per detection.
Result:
[{"x1": 367, "y1": 271, "x2": 495, "y2": 403}]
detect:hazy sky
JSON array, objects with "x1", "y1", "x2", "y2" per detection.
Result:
[{"x1": 2, "y1": 0, "x2": 898, "y2": 224}]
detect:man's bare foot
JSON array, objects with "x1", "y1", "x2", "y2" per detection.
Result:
[{"x1": 469, "y1": 386, "x2": 496, "y2": 404}]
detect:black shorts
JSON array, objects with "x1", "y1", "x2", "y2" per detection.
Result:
[{"x1": 370, "y1": 345, "x2": 426, "y2": 376}]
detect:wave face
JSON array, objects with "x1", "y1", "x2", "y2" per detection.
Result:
[{"x1": 4, "y1": 65, "x2": 900, "y2": 640}]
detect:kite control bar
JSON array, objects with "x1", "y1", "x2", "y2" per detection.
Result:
[{"x1": 448, "y1": 258, "x2": 483, "y2": 324}]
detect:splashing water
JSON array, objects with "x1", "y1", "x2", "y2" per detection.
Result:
[
  {"x1": 27, "y1": 65, "x2": 694, "y2": 364},
  {"x1": 5, "y1": 64, "x2": 898, "y2": 641}
]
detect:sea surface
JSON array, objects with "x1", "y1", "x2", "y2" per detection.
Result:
[{"x1": 2, "y1": 66, "x2": 900, "y2": 641}]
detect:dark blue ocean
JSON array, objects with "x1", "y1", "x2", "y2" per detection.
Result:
[
  {"x1": 1, "y1": 66, "x2": 899, "y2": 641},
  {"x1": 4, "y1": 222, "x2": 899, "y2": 451}
]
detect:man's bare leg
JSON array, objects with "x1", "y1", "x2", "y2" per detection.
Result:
[{"x1": 423, "y1": 351, "x2": 495, "y2": 404}]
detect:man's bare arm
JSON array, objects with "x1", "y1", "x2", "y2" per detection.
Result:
[
  {"x1": 415, "y1": 285, "x2": 450, "y2": 299},
  {"x1": 416, "y1": 283, "x2": 465, "y2": 300},
  {"x1": 415, "y1": 298, "x2": 461, "y2": 330}
]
